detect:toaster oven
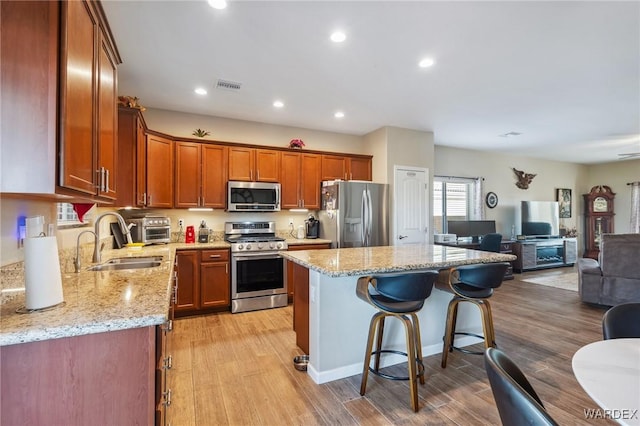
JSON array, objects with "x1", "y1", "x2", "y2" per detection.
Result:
[{"x1": 126, "y1": 216, "x2": 171, "y2": 244}]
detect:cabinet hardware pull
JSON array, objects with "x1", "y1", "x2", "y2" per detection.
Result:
[
  {"x1": 209, "y1": 255, "x2": 221, "y2": 258},
  {"x1": 201, "y1": 196, "x2": 205, "y2": 206},
  {"x1": 165, "y1": 355, "x2": 173, "y2": 370},
  {"x1": 226, "y1": 264, "x2": 228, "y2": 274},
  {"x1": 143, "y1": 193, "x2": 147, "y2": 205},
  {"x1": 105, "y1": 169, "x2": 109, "y2": 192}
]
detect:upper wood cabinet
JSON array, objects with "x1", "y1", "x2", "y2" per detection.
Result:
[
  {"x1": 281, "y1": 152, "x2": 321, "y2": 209},
  {"x1": 174, "y1": 142, "x2": 227, "y2": 208},
  {"x1": 59, "y1": 0, "x2": 120, "y2": 200},
  {"x1": 228, "y1": 147, "x2": 280, "y2": 182},
  {"x1": 321, "y1": 154, "x2": 372, "y2": 181},
  {"x1": 114, "y1": 107, "x2": 145, "y2": 207},
  {"x1": 1, "y1": 1, "x2": 59, "y2": 194},
  {"x1": 145, "y1": 134, "x2": 174, "y2": 208}
]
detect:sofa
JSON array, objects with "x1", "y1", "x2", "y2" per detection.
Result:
[{"x1": 578, "y1": 233, "x2": 640, "y2": 306}]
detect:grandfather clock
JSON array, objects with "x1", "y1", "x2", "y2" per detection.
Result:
[{"x1": 583, "y1": 185, "x2": 615, "y2": 259}]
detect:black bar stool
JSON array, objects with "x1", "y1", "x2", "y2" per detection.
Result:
[
  {"x1": 356, "y1": 271, "x2": 438, "y2": 412},
  {"x1": 437, "y1": 262, "x2": 510, "y2": 368}
]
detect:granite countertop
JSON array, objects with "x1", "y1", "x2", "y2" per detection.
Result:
[
  {"x1": 0, "y1": 245, "x2": 177, "y2": 347},
  {"x1": 280, "y1": 244, "x2": 517, "y2": 277},
  {"x1": 285, "y1": 238, "x2": 332, "y2": 246}
]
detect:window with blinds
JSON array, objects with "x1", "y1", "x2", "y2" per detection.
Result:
[{"x1": 433, "y1": 179, "x2": 474, "y2": 233}]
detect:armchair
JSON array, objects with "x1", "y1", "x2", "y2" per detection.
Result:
[{"x1": 578, "y1": 234, "x2": 640, "y2": 306}]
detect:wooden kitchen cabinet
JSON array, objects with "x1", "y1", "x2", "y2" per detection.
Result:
[
  {"x1": 174, "y1": 142, "x2": 227, "y2": 208},
  {"x1": 175, "y1": 250, "x2": 199, "y2": 311},
  {"x1": 281, "y1": 152, "x2": 322, "y2": 209},
  {"x1": 59, "y1": 0, "x2": 120, "y2": 200},
  {"x1": 321, "y1": 154, "x2": 372, "y2": 181},
  {"x1": 115, "y1": 107, "x2": 146, "y2": 207},
  {"x1": 228, "y1": 147, "x2": 280, "y2": 182},
  {"x1": 145, "y1": 134, "x2": 174, "y2": 208},
  {"x1": 0, "y1": 326, "x2": 157, "y2": 424},
  {"x1": 200, "y1": 249, "x2": 230, "y2": 308},
  {"x1": 175, "y1": 249, "x2": 230, "y2": 315}
]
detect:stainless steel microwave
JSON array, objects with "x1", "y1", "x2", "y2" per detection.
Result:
[{"x1": 227, "y1": 181, "x2": 281, "y2": 212}]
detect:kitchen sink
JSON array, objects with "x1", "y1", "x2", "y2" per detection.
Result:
[{"x1": 87, "y1": 256, "x2": 163, "y2": 271}]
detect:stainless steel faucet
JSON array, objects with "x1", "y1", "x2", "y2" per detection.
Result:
[
  {"x1": 92, "y1": 212, "x2": 133, "y2": 263},
  {"x1": 74, "y1": 230, "x2": 97, "y2": 273}
]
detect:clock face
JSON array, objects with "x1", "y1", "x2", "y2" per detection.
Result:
[{"x1": 593, "y1": 196, "x2": 608, "y2": 212}]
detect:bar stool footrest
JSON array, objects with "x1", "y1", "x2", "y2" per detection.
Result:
[
  {"x1": 450, "y1": 332, "x2": 496, "y2": 355},
  {"x1": 368, "y1": 349, "x2": 424, "y2": 381}
]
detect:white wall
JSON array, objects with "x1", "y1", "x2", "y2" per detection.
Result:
[{"x1": 144, "y1": 108, "x2": 369, "y2": 155}]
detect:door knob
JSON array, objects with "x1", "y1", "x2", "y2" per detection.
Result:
[{"x1": 399, "y1": 235, "x2": 408, "y2": 239}]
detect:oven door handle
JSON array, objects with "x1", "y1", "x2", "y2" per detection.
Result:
[{"x1": 233, "y1": 252, "x2": 282, "y2": 261}]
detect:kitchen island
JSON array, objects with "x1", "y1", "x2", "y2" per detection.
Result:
[{"x1": 280, "y1": 243, "x2": 516, "y2": 384}]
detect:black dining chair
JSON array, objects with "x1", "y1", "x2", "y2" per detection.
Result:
[
  {"x1": 480, "y1": 233, "x2": 503, "y2": 253},
  {"x1": 356, "y1": 271, "x2": 439, "y2": 412},
  {"x1": 602, "y1": 302, "x2": 640, "y2": 339},
  {"x1": 484, "y1": 347, "x2": 559, "y2": 426}
]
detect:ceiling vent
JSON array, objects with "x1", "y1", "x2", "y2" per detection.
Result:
[{"x1": 216, "y1": 79, "x2": 242, "y2": 91}]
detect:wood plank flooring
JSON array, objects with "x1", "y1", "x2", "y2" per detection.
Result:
[{"x1": 168, "y1": 268, "x2": 616, "y2": 425}]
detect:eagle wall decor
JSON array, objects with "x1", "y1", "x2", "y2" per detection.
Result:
[{"x1": 512, "y1": 168, "x2": 537, "y2": 189}]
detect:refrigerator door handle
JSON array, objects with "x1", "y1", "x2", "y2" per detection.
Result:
[
  {"x1": 367, "y1": 188, "x2": 373, "y2": 246},
  {"x1": 361, "y1": 189, "x2": 367, "y2": 246}
]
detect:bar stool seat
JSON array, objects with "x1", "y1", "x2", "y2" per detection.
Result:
[
  {"x1": 356, "y1": 271, "x2": 438, "y2": 412},
  {"x1": 437, "y1": 262, "x2": 510, "y2": 368}
]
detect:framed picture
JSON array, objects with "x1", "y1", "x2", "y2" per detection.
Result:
[{"x1": 557, "y1": 188, "x2": 572, "y2": 218}]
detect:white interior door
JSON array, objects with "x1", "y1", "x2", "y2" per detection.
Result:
[{"x1": 394, "y1": 166, "x2": 428, "y2": 245}]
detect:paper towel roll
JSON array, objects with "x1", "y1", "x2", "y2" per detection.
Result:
[{"x1": 24, "y1": 236, "x2": 64, "y2": 310}]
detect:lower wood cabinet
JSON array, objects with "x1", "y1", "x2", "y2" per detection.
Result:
[
  {"x1": 287, "y1": 243, "x2": 331, "y2": 355},
  {"x1": 0, "y1": 326, "x2": 158, "y2": 424},
  {"x1": 175, "y1": 249, "x2": 230, "y2": 315}
]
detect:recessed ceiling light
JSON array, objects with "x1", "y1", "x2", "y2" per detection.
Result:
[
  {"x1": 273, "y1": 100, "x2": 284, "y2": 108},
  {"x1": 418, "y1": 57, "x2": 435, "y2": 68},
  {"x1": 330, "y1": 31, "x2": 346, "y2": 43},
  {"x1": 194, "y1": 87, "x2": 207, "y2": 95},
  {"x1": 208, "y1": 0, "x2": 227, "y2": 10},
  {"x1": 334, "y1": 111, "x2": 345, "y2": 119}
]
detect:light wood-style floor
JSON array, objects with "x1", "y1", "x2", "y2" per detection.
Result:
[{"x1": 169, "y1": 267, "x2": 615, "y2": 425}]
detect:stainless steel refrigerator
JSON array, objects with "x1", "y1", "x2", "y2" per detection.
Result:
[{"x1": 318, "y1": 180, "x2": 389, "y2": 248}]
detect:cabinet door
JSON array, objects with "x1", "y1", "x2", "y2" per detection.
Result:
[
  {"x1": 174, "y1": 141, "x2": 201, "y2": 208},
  {"x1": 200, "y1": 262, "x2": 230, "y2": 308},
  {"x1": 228, "y1": 147, "x2": 254, "y2": 181},
  {"x1": 96, "y1": 32, "x2": 118, "y2": 199},
  {"x1": 146, "y1": 134, "x2": 174, "y2": 208},
  {"x1": 321, "y1": 155, "x2": 347, "y2": 181},
  {"x1": 348, "y1": 157, "x2": 372, "y2": 181},
  {"x1": 59, "y1": 0, "x2": 98, "y2": 195},
  {"x1": 300, "y1": 153, "x2": 321, "y2": 209},
  {"x1": 175, "y1": 251, "x2": 199, "y2": 311},
  {"x1": 280, "y1": 152, "x2": 301, "y2": 209},
  {"x1": 202, "y1": 144, "x2": 228, "y2": 208},
  {"x1": 115, "y1": 108, "x2": 138, "y2": 206},
  {"x1": 255, "y1": 149, "x2": 280, "y2": 182},
  {"x1": 287, "y1": 243, "x2": 330, "y2": 297}
]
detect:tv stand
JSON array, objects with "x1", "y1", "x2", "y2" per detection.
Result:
[{"x1": 513, "y1": 238, "x2": 577, "y2": 272}]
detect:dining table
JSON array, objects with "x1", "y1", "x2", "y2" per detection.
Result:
[{"x1": 572, "y1": 338, "x2": 640, "y2": 426}]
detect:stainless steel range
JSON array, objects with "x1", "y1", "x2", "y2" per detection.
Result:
[{"x1": 225, "y1": 221, "x2": 288, "y2": 313}]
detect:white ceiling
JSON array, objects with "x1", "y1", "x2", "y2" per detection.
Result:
[{"x1": 101, "y1": 0, "x2": 640, "y2": 165}]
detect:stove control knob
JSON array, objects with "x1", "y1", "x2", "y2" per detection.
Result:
[
  {"x1": 276, "y1": 242, "x2": 283, "y2": 249},
  {"x1": 237, "y1": 244, "x2": 244, "y2": 251},
  {"x1": 258, "y1": 243, "x2": 264, "y2": 249},
  {"x1": 269, "y1": 242, "x2": 276, "y2": 249},
  {"x1": 246, "y1": 244, "x2": 252, "y2": 250}
]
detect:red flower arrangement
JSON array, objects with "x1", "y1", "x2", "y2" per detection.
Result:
[{"x1": 289, "y1": 139, "x2": 305, "y2": 149}]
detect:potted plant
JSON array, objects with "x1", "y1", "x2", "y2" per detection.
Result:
[{"x1": 289, "y1": 139, "x2": 305, "y2": 149}]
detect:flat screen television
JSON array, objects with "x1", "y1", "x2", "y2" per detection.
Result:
[
  {"x1": 447, "y1": 220, "x2": 496, "y2": 242},
  {"x1": 521, "y1": 201, "x2": 560, "y2": 238}
]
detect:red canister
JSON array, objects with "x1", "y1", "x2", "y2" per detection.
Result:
[{"x1": 185, "y1": 225, "x2": 195, "y2": 243}]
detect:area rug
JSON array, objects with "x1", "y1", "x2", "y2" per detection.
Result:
[{"x1": 520, "y1": 273, "x2": 579, "y2": 291}]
